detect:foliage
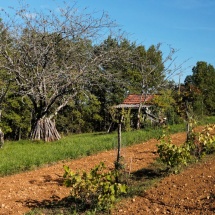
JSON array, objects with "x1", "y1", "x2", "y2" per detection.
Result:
[
  {"x1": 90, "y1": 39, "x2": 179, "y2": 132},
  {"x1": 122, "y1": 108, "x2": 132, "y2": 132},
  {"x1": 157, "y1": 123, "x2": 215, "y2": 172},
  {"x1": 0, "y1": 2, "x2": 124, "y2": 141},
  {"x1": 108, "y1": 107, "x2": 133, "y2": 132},
  {"x1": 0, "y1": 1, "x2": 214, "y2": 141},
  {"x1": 57, "y1": 93, "x2": 103, "y2": 134},
  {"x1": 157, "y1": 130, "x2": 191, "y2": 170},
  {"x1": 0, "y1": 10, "x2": 184, "y2": 139},
  {"x1": 184, "y1": 61, "x2": 215, "y2": 115},
  {"x1": 0, "y1": 64, "x2": 31, "y2": 140},
  {"x1": 153, "y1": 89, "x2": 175, "y2": 110},
  {"x1": 63, "y1": 162, "x2": 127, "y2": 212},
  {"x1": 89, "y1": 36, "x2": 129, "y2": 131},
  {"x1": 173, "y1": 87, "x2": 196, "y2": 119},
  {"x1": 123, "y1": 43, "x2": 179, "y2": 130},
  {"x1": 153, "y1": 89, "x2": 176, "y2": 123},
  {"x1": 0, "y1": 94, "x2": 31, "y2": 140},
  {"x1": 189, "y1": 124, "x2": 215, "y2": 158},
  {"x1": 125, "y1": 44, "x2": 166, "y2": 94}
]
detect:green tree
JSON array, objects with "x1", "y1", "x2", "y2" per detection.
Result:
[
  {"x1": 0, "y1": 18, "x2": 13, "y2": 144},
  {"x1": 90, "y1": 37, "x2": 131, "y2": 131},
  {"x1": 153, "y1": 89, "x2": 176, "y2": 124},
  {"x1": 126, "y1": 44, "x2": 165, "y2": 94},
  {"x1": 125, "y1": 43, "x2": 179, "y2": 129},
  {"x1": 184, "y1": 61, "x2": 215, "y2": 115},
  {"x1": 1, "y1": 94, "x2": 31, "y2": 140},
  {"x1": 57, "y1": 93, "x2": 103, "y2": 134}
]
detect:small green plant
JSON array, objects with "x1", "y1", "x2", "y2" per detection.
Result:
[
  {"x1": 157, "y1": 124, "x2": 215, "y2": 172},
  {"x1": 192, "y1": 124, "x2": 215, "y2": 158},
  {"x1": 122, "y1": 108, "x2": 132, "y2": 132},
  {"x1": 157, "y1": 131, "x2": 191, "y2": 171},
  {"x1": 63, "y1": 162, "x2": 127, "y2": 212}
]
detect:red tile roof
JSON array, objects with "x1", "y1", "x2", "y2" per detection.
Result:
[{"x1": 123, "y1": 94, "x2": 155, "y2": 105}]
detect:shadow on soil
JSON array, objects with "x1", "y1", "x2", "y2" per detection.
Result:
[
  {"x1": 28, "y1": 174, "x2": 64, "y2": 186},
  {"x1": 21, "y1": 195, "x2": 81, "y2": 215},
  {"x1": 21, "y1": 175, "x2": 78, "y2": 214},
  {"x1": 124, "y1": 164, "x2": 169, "y2": 199},
  {"x1": 21, "y1": 195, "x2": 96, "y2": 215},
  {"x1": 22, "y1": 167, "x2": 168, "y2": 214},
  {"x1": 132, "y1": 167, "x2": 165, "y2": 180}
]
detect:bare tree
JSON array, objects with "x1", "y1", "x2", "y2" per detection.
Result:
[
  {"x1": 0, "y1": 2, "x2": 124, "y2": 141},
  {"x1": 0, "y1": 72, "x2": 11, "y2": 147}
]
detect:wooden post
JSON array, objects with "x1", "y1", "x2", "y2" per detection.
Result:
[
  {"x1": 115, "y1": 114, "x2": 123, "y2": 183},
  {"x1": 116, "y1": 120, "x2": 121, "y2": 168},
  {"x1": 116, "y1": 115, "x2": 123, "y2": 171}
]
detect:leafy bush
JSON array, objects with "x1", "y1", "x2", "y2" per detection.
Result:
[
  {"x1": 157, "y1": 124, "x2": 215, "y2": 171},
  {"x1": 192, "y1": 124, "x2": 215, "y2": 158},
  {"x1": 63, "y1": 162, "x2": 127, "y2": 212},
  {"x1": 157, "y1": 132, "x2": 191, "y2": 170}
]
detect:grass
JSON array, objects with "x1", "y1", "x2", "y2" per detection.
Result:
[
  {"x1": 198, "y1": 115, "x2": 215, "y2": 125},
  {"x1": 0, "y1": 116, "x2": 215, "y2": 177},
  {"x1": 0, "y1": 126, "x2": 173, "y2": 176}
]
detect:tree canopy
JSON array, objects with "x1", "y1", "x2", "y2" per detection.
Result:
[
  {"x1": 0, "y1": 3, "x2": 213, "y2": 142},
  {"x1": 0, "y1": 2, "x2": 125, "y2": 141},
  {"x1": 184, "y1": 61, "x2": 215, "y2": 115}
]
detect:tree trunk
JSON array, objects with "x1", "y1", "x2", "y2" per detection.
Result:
[
  {"x1": 137, "y1": 94, "x2": 144, "y2": 130},
  {"x1": 30, "y1": 117, "x2": 61, "y2": 142}
]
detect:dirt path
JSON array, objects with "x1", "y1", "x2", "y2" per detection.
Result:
[{"x1": 0, "y1": 131, "x2": 214, "y2": 214}]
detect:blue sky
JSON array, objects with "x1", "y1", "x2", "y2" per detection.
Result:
[{"x1": 1, "y1": 0, "x2": 215, "y2": 83}]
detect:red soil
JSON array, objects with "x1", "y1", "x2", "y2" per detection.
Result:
[{"x1": 0, "y1": 130, "x2": 214, "y2": 214}]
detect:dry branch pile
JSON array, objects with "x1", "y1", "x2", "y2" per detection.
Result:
[{"x1": 30, "y1": 118, "x2": 61, "y2": 142}]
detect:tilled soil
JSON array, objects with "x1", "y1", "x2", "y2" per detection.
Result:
[
  {"x1": 0, "y1": 130, "x2": 215, "y2": 215},
  {"x1": 113, "y1": 156, "x2": 215, "y2": 215}
]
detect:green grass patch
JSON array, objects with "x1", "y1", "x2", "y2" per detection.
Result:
[
  {"x1": 198, "y1": 115, "x2": 215, "y2": 125},
  {"x1": 0, "y1": 116, "x2": 215, "y2": 177}
]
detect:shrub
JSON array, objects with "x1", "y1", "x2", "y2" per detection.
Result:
[
  {"x1": 63, "y1": 162, "x2": 127, "y2": 212},
  {"x1": 157, "y1": 132, "x2": 191, "y2": 170},
  {"x1": 192, "y1": 124, "x2": 215, "y2": 158},
  {"x1": 157, "y1": 124, "x2": 215, "y2": 172}
]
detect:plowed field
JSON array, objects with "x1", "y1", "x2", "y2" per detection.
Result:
[{"x1": 0, "y1": 129, "x2": 214, "y2": 214}]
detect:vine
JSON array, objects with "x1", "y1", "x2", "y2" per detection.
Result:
[
  {"x1": 190, "y1": 124, "x2": 215, "y2": 158},
  {"x1": 63, "y1": 162, "x2": 127, "y2": 212},
  {"x1": 157, "y1": 124, "x2": 215, "y2": 172},
  {"x1": 157, "y1": 130, "x2": 191, "y2": 171}
]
